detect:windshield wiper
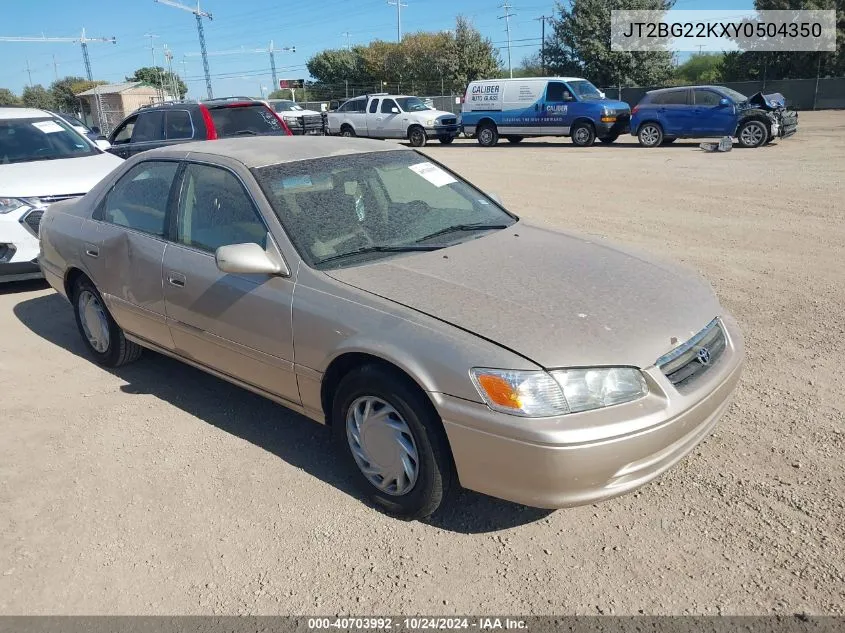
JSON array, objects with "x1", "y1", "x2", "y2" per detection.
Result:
[
  {"x1": 316, "y1": 244, "x2": 442, "y2": 266},
  {"x1": 230, "y1": 129, "x2": 259, "y2": 135},
  {"x1": 414, "y1": 223, "x2": 511, "y2": 243}
]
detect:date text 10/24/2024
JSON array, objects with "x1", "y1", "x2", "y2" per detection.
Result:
[{"x1": 308, "y1": 617, "x2": 527, "y2": 630}]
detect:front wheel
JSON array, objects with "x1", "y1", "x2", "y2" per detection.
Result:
[
  {"x1": 438, "y1": 136, "x2": 455, "y2": 145},
  {"x1": 340, "y1": 125, "x2": 356, "y2": 138},
  {"x1": 333, "y1": 365, "x2": 453, "y2": 519},
  {"x1": 637, "y1": 122, "x2": 663, "y2": 147},
  {"x1": 570, "y1": 122, "x2": 596, "y2": 147},
  {"x1": 737, "y1": 119, "x2": 768, "y2": 148},
  {"x1": 408, "y1": 126, "x2": 427, "y2": 147},
  {"x1": 477, "y1": 123, "x2": 498, "y2": 147},
  {"x1": 72, "y1": 276, "x2": 142, "y2": 368}
]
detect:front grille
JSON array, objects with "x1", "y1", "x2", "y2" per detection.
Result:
[
  {"x1": 656, "y1": 318, "x2": 727, "y2": 389},
  {"x1": 38, "y1": 194, "x2": 84, "y2": 204},
  {"x1": 21, "y1": 209, "x2": 44, "y2": 237},
  {"x1": 440, "y1": 117, "x2": 457, "y2": 125}
]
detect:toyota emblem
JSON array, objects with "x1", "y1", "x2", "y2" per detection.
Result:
[{"x1": 696, "y1": 347, "x2": 711, "y2": 365}]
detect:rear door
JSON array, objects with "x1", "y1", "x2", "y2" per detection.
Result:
[
  {"x1": 162, "y1": 109, "x2": 198, "y2": 147},
  {"x1": 691, "y1": 88, "x2": 736, "y2": 136},
  {"x1": 85, "y1": 160, "x2": 181, "y2": 350},
  {"x1": 161, "y1": 160, "x2": 300, "y2": 404},
  {"x1": 654, "y1": 89, "x2": 692, "y2": 136}
]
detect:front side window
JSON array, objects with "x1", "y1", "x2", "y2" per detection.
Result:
[
  {"x1": 111, "y1": 116, "x2": 137, "y2": 144},
  {"x1": 175, "y1": 163, "x2": 268, "y2": 253},
  {"x1": 0, "y1": 117, "x2": 98, "y2": 164},
  {"x1": 546, "y1": 82, "x2": 573, "y2": 102},
  {"x1": 381, "y1": 99, "x2": 399, "y2": 114},
  {"x1": 252, "y1": 150, "x2": 517, "y2": 269},
  {"x1": 694, "y1": 89, "x2": 721, "y2": 106},
  {"x1": 131, "y1": 111, "x2": 164, "y2": 143},
  {"x1": 99, "y1": 161, "x2": 179, "y2": 237}
]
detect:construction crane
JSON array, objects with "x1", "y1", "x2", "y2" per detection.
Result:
[
  {"x1": 0, "y1": 28, "x2": 116, "y2": 129},
  {"x1": 185, "y1": 41, "x2": 295, "y2": 92},
  {"x1": 154, "y1": 0, "x2": 214, "y2": 99}
]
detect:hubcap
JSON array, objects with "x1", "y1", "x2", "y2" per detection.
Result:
[
  {"x1": 641, "y1": 125, "x2": 659, "y2": 146},
  {"x1": 741, "y1": 123, "x2": 765, "y2": 146},
  {"x1": 77, "y1": 290, "x2": 110, "y2": 354},
  {"x1": 480, "y1": 129, "x2": 493, "y2": 144},
  {"x1": 574, "y1": 127, "x2": 590, "y2": 144},
  {"x1": 346, "y1": 396, "x2": 419, "y2": 496}
]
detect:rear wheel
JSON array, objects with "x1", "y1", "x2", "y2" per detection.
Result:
[
  {"x1": 332, "y1": 365, "x2": 453, "y2": 519},
  {"x1": 72, "y1": 276, "x2": 142, "y2": 368},
  {"x1": 340, "y1": 125, "x2": 356, "y2": 138},
  {"x1": 598, "y1": 134, "x2": 618, "y2": 144},
  {"x1": 737, "y1": 119, "x2": 768, "y2": 148},
  {"x1": 638, "y1": 122, "x2": 663, "y2": 147},
  {"x1": 408, "y1": 126, "x2": 427, "y2": 147},
  {"x1": 477, "y1": 123, "x2": 498, "y2": 147},
  {"x1": 505, "y1": 136, "x2": 524, "y2": 144},
  {"x1": 570, "y1": 122, "x2": 596, "y2": 147}
]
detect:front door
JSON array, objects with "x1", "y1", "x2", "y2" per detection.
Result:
[
  {"x1": 377, "y1": 98, "x2": 403, "y2": 138},
  {"x1": 542, "y1": 81, "x2": 578, "y2": 135},
  {"x1": 86, "y1": 160, "x2": 181, "y2": 350},
  {"x1": 692, "y1": 89, "x2": 736, "y2": 136},
  {"x1": 161, "y1": 161, "x2": 300, "y2": 405}
]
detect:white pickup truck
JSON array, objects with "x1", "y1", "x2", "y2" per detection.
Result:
[{"x1": 326, "y1": 94, "x2": 460, "y2": 146}]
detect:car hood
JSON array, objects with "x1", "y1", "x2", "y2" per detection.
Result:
[
  {"x1": 0, "y1": 151, "x2": 123, "y2": 198},
  {"x1": 599, "y1": 99, "x2": 631, "y2": 112},
  {"x1": 743, "y1": 92, "x2": 787, "y2": 111},
  {"x1": 325, "y1": 222, "x2": 721, "y2": 369}
]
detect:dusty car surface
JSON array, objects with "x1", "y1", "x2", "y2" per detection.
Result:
[{"x1": 38, "y1": 136, "x2": 744, "y2": 519}]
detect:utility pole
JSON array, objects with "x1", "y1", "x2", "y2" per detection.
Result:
[
  {"x1": 154, "y1": 0, "x2": 214, "y2": 99},
  {"x1": 144, "y1": 33, "x2": 163, "y2": 100},
  {"x1": 25, "y1": 59, "x2": 33, "y2": 86},
  {"x1": 0, "y1": 28, "x2": 116, "y2": 129},
  {"x1": 164, "y1": 45, "x2": 177, "y2": 98},
  {"x1": 499, "y1": 2, "x2": 516, "y2": 78},
  {"x1": 536, "y1": 15, "x2": 551, "y2": 74},
  {"x1": 52, "y1": 54, "x2": 59, "y2": 80},
  {"x1": 341, "y1": 31, "x2": 352, "y2": 50},
  {"x1": 387, "y1": 0, "x2": 408, "y2": 43}
]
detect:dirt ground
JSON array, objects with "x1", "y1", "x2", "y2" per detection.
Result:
[{"x1": 1, "y1": 111, "x2": 843, "y2": 616}]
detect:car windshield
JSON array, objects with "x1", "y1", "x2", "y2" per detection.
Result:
[
  {"x1": 0, "y1": 117, "x2": 97, "y2": 164},
  {"x1": 567, "y1": 79, "x2": 604, "y2": 100},
  {"x1": 208, "y1": 104, "x2": 285, "y2": 137},
  {"x1": 274, "y1": 101, "x2": 304, "y2": 112},
  {"x1": 395, "y1": 97, "x2": 430, "y2": 112},
  {"x1": 253, "y1": 150, "x2": 517, "y2": 269},
  {"x1": 59, "y1": 113, "x2": 88, "y2": 129},
  {"x1": 718, "y1": 87, "x2": 748, "y2": 103}
]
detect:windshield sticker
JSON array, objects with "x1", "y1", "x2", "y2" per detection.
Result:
[
  {"x1": 280, "y1": 175, "x2": 313, "y2": 189},
  {"x1": 408, "y1": 162, "x2": 457, "y2": 188},
  {"x1": 32, "y1": 120, "x2": 65, "y2": 134}
]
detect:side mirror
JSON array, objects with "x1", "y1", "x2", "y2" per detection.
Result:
[
  {"x1": 215, "y1": 242, "x2": 288, "y2": 276},
  {"x1": 719, "y1": 97, "x2": 731, "y2": 106},
  {"x1": 95, "y1": 139, "x2": 111, "y2": 150},
  {"x1": 391, "y1": 107, "x2": 400, "y2": 114}
]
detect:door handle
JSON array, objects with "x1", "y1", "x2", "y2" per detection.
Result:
[
  {"x1": 84, "y1": 244, "x2": 99, "y2": 258},
  {"x1": 167, "y1": 271, "x2": 186, "y2": 288}
]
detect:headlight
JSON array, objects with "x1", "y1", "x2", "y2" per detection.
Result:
[
  {"x1": 470, "y1": 367, "x2": 647, "y2": 417},
  {"x1": 425, "y1": 119, "x2": 436, "y2": 126},
  {"x1": 0, "y1": 198, "x2": 28, "y2": 215}
]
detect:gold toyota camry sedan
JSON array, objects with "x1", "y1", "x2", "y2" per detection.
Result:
[{"x1": 38, "y1": 136, "x2": 744, "y2": 519}]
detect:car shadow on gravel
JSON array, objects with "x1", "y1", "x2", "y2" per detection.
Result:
[
  {"x1": 14, "y1": 292, "x2": 552, "y2": 533},
  {"x1": 0, "y1": 279, "x2": 50, "y2": 295}
]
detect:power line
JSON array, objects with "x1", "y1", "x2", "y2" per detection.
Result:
[{"x1": 498, "y1": 2, "x2": 516, "y2": 78}]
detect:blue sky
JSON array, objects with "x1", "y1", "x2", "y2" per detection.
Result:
[{"x1": 1, "y1": 0, "x2": 753, "y2": 99}]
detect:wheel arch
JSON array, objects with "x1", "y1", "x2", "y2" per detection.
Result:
[
  {"x1": 476, "y1": 116, "x2": 498, "y2": 130},
  {"x1": 64, "y1": 266, "x2": 88, "y2": 299},
  {"x1": 634, "y1": 118, "x2": 662, "y2": 134}
]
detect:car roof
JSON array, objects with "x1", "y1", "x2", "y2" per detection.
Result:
[
  {"x1": 470, "y1": 77, "x2": 585, "y2": 82},
  {"x1": 142, "y1": 136, "x2": 406, "y2": 168},
  {"x1": 0, "y1": 107, "x2": 54, "y2": 119},
  {"x1": 647, "y1": 85, "x2": 725, "y2": 94}
]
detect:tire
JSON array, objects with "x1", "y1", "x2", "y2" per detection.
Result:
[
  {"x1": 408, "y1": 126, "x2": 427, "y2": 147},
  {"x1": 737, "y1": 119, "x2": 768, "y2": 148},
  {"x1": 598, "y1": 134, "x2": 618, "y2": 144},
  {"x1": 72, "y1": 276, "x2": 142, "y2": 368},
  {"x1": 339, "y1": 125, "x2": 356, "y2": 138},
  {"x1": 332, "y1": 364, "x2": 453, "y2": 519},
  {"x1": 438, "y1": 136, "x2": 454, "y2": 145},
  {"x1": 637, "y1": 122, "x2": 663, "y2": 147},
  {"x1": 477, "y1": 123, "x2": 498, "y2": 147},
  {"x1": 570, "y1": 122, "x2": 596, "y2": 147},
  {"x1": 505, "y1": 136, "x2": 524, "y2": 144}
]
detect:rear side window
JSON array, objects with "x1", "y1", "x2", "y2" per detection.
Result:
[
  {"x1": 652, "y1": 90, "x2": 688, "y2": 105},
  {"x1": 165, "y1": 110, "x2": 194, "y2": 139},
  {"x1": 131, "y1": 111, "x2": 164, "y2": 143},
  {"x1": 98, "y1": 161, "x2": 179, "y2": 237},
  {"x1": 369, "y1": 99, "x2": 379, "y2": 113},
  {"x1": 209, "y1": 105, "x2": 283, "y2": 137}
]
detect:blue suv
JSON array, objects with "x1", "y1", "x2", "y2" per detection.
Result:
[{"x1": 630, "y1": 85, "x2": 798, "y2": 148}]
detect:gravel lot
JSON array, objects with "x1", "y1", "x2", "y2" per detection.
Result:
[{"x1": 1, "y1": 111, "x2": 843, "y2": 616}]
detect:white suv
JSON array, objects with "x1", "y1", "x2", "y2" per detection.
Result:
[
  {"x1": 326, "y1": 94, "x2": 459, "y2": 146},
  {"x1": 0, "y1": 107, "x2": 123, "y2": 283}
]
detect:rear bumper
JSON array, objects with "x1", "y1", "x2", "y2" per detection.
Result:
[
  {"x1": 434, "y1": 315, "x2": 745, "y2": 509},
  {"x1": 0, "y1": 260, "x2": 43, "y2": 282}
]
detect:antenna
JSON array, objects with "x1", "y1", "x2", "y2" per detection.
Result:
[
  {"x1": 386, "y1": 0, "x2": 408, "y2": 43},
  {"x1": 154, "y1": 0, "x2": 214, "y2": 99},
  {"x1": 499, "y1": 2, "x2": 516, "y2": 78}
]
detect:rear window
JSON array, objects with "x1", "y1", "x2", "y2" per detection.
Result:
[{"x1": 209, "y1": 104, "x2": 284, "y2": 137}]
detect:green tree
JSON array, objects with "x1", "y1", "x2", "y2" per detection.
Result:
[
  {"x1": 545, "y1": 0, "x2": 676, "y2": 87},
  {"x1": 21, "y1": 84, "x2": 54, "y2": 109},
  {"x1": 126, "y1": 66, "x2": 187, "y2": 98},
  {"x1": 674, "y1": 53, "x2": 724, "y2": 83},
  {"x1": 453, "y1": 16, "x2": 501, "y2": 91},
  {"x1": 0, "y1": 88, "x2": 21, "y2": 105},
  {"x1": 306, "y1": 47, "x2": 370, "y2": 88},
  {"x1": 49, "y1": 76, "x2": 107, "y2": 112}
]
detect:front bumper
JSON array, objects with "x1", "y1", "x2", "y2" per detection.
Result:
[
  {"x1": 1, "y1": 208, "x2": 43, "y2": 282},
  {"x1": 596, "y1": 115, "x2": 631, "y2": 138},
  {"x1": 774, "y1": 110, "x2": 798, "y2": 139},
  {"x1": 425, "y1": 124, "x2": 460, "y2": 138},
  {"x1": 434, "y1": 314, "x2": 745, "y2": 509}
]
